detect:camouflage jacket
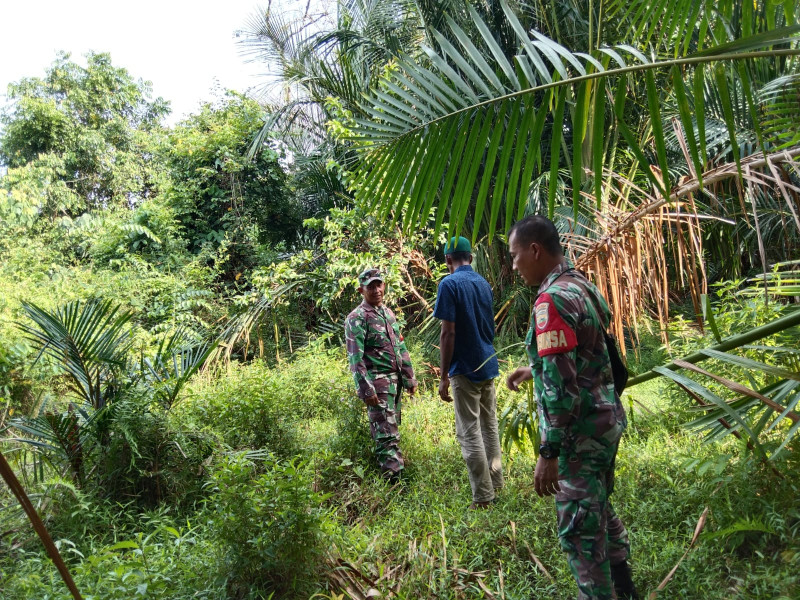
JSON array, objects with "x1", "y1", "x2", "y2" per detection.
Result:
[
  {"x1": 345, "y1": 300, "x2": 417, "y2": 399},
  {"x1": 525, "y1": 262, "x2": 626, "y2": 455}
]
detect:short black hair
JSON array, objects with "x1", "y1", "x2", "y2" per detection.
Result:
[
  {"x1": 508, "y1": 216, "x2": 563, "y2": 255},
  {"x1": 446, "y1": 251, "x2": 471, "y2": 263}
]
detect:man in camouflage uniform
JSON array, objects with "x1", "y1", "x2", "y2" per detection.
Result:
[
  {"x1": 505, "y1": 216, "x2": 639, "y2": 600},
  {"x1": 345, "y1": 267, "x2": 417, "y2": 482}
]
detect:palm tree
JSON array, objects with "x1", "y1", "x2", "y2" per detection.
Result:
[
  {"x1": 344, "y1": 0, "x2": 800, "y2": 452},
  {"x1": 11, "y1": 300, "x2": 212, "y2": 487},
  {"x1": 347, "y1": 0, "x2": 799, "y2": 318},
  {"x1": 237, "y1": 0, "x2": 427, "y2": 213}
]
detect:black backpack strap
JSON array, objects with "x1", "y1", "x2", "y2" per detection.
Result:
[{"x1": 559, "y1": 271, "x2": 628, "y2": 394}]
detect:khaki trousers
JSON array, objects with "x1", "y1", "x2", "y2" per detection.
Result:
[{"x1": 451, "y1": 375, "x2": 504, "y2": 503}]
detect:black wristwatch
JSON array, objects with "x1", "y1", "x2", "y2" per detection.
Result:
[{"x1": 539, "y1": 443, "x2": 560, "y2": 459}]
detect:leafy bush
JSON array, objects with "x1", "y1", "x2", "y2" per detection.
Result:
[
  {"x1": 0, "y1": 516, "x2": 225, "y2": 599},
  {"x1": 180, "y1": 339, "x2": 353, "y2": 456},
  {"x1": 98, "y1": 399, "x2": 216, "y2": 507},
  {"x1": 8, "y1": 300, "x2": 214, "y2": 508},
  {"x1": 203, "y1": 451, "x2": 331, "y2": 598},
  {"x1": 324, "y1": 394, "x2": 374, "y2": 471},
  {"x1": 0, "y1": 339, "x2": 32, "y2": 412},
  {"x1": 162, "y1": 92, "x2": 294, "y2": 277},
  {"x1": 0, "y1": 52, "x2": 168, "y2": 215}
]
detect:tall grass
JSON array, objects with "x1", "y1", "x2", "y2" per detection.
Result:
[{"x1": 2, "y1": 339, "x2": 799, "y2": 599}]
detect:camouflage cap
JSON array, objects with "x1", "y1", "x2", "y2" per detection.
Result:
[
  {"x1": 358, "y1": 267, "x2": 384, "y2": 286},
  {"x1": 443, "y1": 236, "x2": 471, "y2": 255}
]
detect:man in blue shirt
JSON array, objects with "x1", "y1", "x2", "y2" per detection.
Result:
[{"x1": 434, "y1": 236, "x2": 504, "y2": 508}]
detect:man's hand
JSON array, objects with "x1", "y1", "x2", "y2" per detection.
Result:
[
  {"x1": 364, "y1": 394, "x2": 380, "y2": 406},
  {"x1": 438, "y1": 376, "x2": 453, "y2": 402},
  {"x1": 506, "y1": 366, "x2": 533, "y2": 391},
  {"x1": 534, "y1": 456, "x2": 561, "y2": 497},
  {"x1": 408, "y1": 385, "x2": 418, "y2": 397}
]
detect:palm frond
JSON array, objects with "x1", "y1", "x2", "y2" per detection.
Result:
[
  {"x1": 351, "y1": 1, "x2": 800, "y2": 243},
  {"x1": 742, "y1": 261, "x2": 800, "y2": 297},
  {"x1": 11, "y1": 411, "x2": 85, "y2": 459},
  {"x1": 241, "y1": 0, "x2": 421, "y2": 159},
  {"x1": 9, "y1": 400, "x2": 106, "y2": 484},
  {"x1": 629, "y1": 308, "x2": 800, "y2": 387},
  {"x1": 658, "y1": 352, "x2": 800, "y2": 460},
  {"x1": 570, "y1": 147, "x2": 800, "y2": 342},
  {"x1": 761, "y1": 73, "x2": 800, "y2": 149},
  {"x1": 17, "y1": 299, "x2": 134, "y2": 409},
  {"x1": 140, "y1": 329, "x2": 216, "y2": 410},
  {"x1": 607, "y1": 0, "x2": 799, "y2": 56}
]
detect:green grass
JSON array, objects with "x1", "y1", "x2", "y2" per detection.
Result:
[
  {"x1": 2, "y1": 353, "x2": 799, "y2": 599},
  {"x1": 308, "y1": 371, "x2": 799, "y2": 600}
]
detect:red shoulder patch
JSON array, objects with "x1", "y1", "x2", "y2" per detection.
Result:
[{"x1": 534, "y1": 293, "x2": 577, "y2": 357}]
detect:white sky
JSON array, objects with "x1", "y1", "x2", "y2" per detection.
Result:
[{"x1": 0, "y1": 0, "x2": 333, "y2": 124}]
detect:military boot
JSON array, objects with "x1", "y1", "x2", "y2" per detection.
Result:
[{"x1": 610, "y1": 560, "x2": 640, "y2": 600}]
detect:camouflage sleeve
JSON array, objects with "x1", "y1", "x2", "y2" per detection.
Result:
[
  {"x1": 393, "y1": 319, "x2": 417, "y2": 389},
  {"x1": 345, "y1": 313, "x2": 376, "y2": 399},
  {"x1": 539, "y1": 353, "x2": 581, "y2": 446},
  {"x1": 533, "y1": 292, "x2": 581, "y2": 448}
]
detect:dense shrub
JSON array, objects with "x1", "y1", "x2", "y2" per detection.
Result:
[
  {"x1": 97, "y1": 400, "x2": 216, "y2": 508},
  {"x1": 180, "y1": 339, "x2": 353, "y2": 455},
  {"x1": 202, "y1": 452, "x2": 331, "y2": 598},
  {"x1": 1, "y1": 514, "x2": 225, "y2": 599}
]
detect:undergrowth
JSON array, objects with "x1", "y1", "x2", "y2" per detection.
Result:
[{"x1": 2, "y1": 347, "x2": 799, "y2": 599}]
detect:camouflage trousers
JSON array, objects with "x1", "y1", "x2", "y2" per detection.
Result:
[
  {"x1": 555, "y1": 445, "x2": 630, "y2": 600},
  {"x1": 366, "y1": 375, "x2": 404, "y2": 479}
]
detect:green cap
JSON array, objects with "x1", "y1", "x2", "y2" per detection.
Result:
[
  {"x1": 358, "y1": 267, "x2": 384, "y2": 286},
  {"x1": 443, "y1": 236, "x2": 471, "y2": 255}
]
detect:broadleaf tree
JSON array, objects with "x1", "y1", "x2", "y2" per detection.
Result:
[{"x1": 0, "y1": 51, "x2": 170, "y2": 218}]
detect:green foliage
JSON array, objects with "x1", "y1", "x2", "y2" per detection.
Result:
[
  {"x1": 17, "y1": 299, "x2": 134, "y2": 410},
  {"x1": 180, "y1": 340, "x2": 352, "y2": 455},
  {"x1": 226, "y1": 205, "x2": 445, "y2": 357},
  {"x1": 236, "y1": 0, "x2": 424, "y2": 218},
  {"x1": 0, "y1": 338, "x2": 31, "y2": 409},
  {"x1": 1, "y1": 511, "x2": 225, "y2": 599},
  {"x1": 345, "y1": 0, "x2": 800, "y2": 250},
  {"x1": 98, "y1": 395, "x2": 216, "y2": 507},
  {"x1": 657, "y1": 284, "x2": 800, "y2": 456},
  {"x1": 3, "y1": 8, "x2": 800, "y2": 600},
  {"x1": 66, "y1": 201, "x2": 190, "y2": 269},
  {"x1": 0, "y1": 51, "x2": 169, "y2": 215},
  {"x1": 9, "y1": 299, "x2": 216, "y2": 504},
  {"x1": 625, "y1": 320, "x2": 669, "y2": 376},
  {"x1": 0, "y1": 55, "x2": 295, "y2": 306},
  {"x1": 9, "y1": 299, "x2": 135, "y2": 485},
  {"x1": 0, "y1": 153, "x2": 81, "y2": 228},
  {"x1": 498, "y1": 376, "x2": 540, "y2": 454},
  {"x1": 162, "y1": 92, "x2": 295, "y2": 277},
  {"x1": 0, "y1": 223, "x2": 221, "y2": 386},
  {"x1": 3, "y1": 337, "x2": 800, "y2": 599},
  {"x1": 203, "y1": 451, "x2": 331, "y2": 597}
]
